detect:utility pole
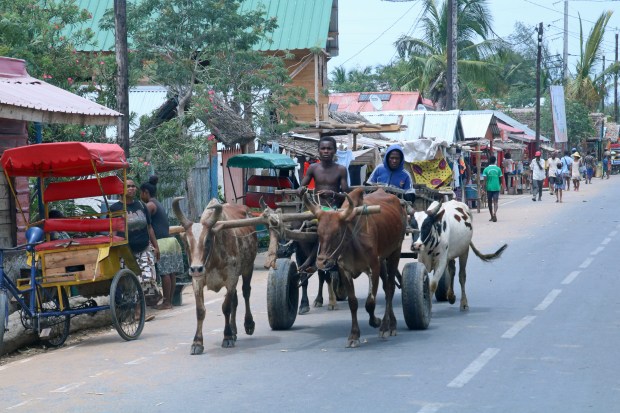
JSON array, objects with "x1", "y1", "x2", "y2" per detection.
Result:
[
  {"x1": 114, "y1": 0, "x2": 130, "y2": 157},
  {"x1": 535, "y1": 23, "x2": 543, "y2": 152},
  {"x1": 602, "y1": 55, "x2": 606, "y2": 114},
  {"x1": 446, "y1": 0, "x2": 458, "y2": 110},
  {"x1": 563, "y1": 0, "x2": 568, "y2": 83},
  {"x1": 615, "y1": 33, "x2": 618, "y2": 123}
]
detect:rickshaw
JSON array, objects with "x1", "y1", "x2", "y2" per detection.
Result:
[{"x1": 0, "y1": 142, "x2": 146, "y2": 354}]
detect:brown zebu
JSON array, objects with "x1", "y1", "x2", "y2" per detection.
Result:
[
  {"x1": 173, "y1": 198, "x2": 258, "y2": 355},
  {"x1": 304, "y1": 188, "x2": 407, "y2": 348}
]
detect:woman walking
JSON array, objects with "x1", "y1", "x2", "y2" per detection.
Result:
[
  {"x1": 140, "y1": 176, "x2": 184, "y2": 310},
  {"x1": 571, "y1": 152, "x2": 582, "y2": 191}
]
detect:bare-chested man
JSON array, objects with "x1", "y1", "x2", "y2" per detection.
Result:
[{"x1": 298, "y1": 136, "x2": 349, "y2": 207}]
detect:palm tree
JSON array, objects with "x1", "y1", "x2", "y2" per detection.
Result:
[
  {"x1": 394, "y1": 0, "x2": 503, "y2": 109},
  {"x1": 566, "y1": 11, "x2": 613, "y2": 111}
]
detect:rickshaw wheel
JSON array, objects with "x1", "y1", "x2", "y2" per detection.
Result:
[
  {"x1": 0, "y1": 291, "x2": 7, "y2": 354},
  {"x1": 39, "y1": 287, "x2": 70, "y2": 348},
  {"x1": 110, "y1": 269, "x2": 145, "y2": 341},
  {"x1": 401, "y1": 262, "x2": 431, "y2": 330},
  {"x1": 267, "y1": 258, "x2": 299, "y2": 330}
]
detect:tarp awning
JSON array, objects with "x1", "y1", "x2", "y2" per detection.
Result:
[
  {"x1": 226, "y1": 153, "x2": 297, "y2": 170},
  {"x1": 1, "y1": 142, "x2": 128, "y2": 177}
]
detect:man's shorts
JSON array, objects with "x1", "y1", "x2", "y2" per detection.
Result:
[{"x1": 487, "y1": 190, "x2": 499, "y2": 203}]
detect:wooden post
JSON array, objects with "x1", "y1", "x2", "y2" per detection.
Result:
[
  {"x1": 352, "y1": 132, "x2": 358, "y2": 151},
  {"x1": 476, "y1": 143, "x2": 481, "y2": 213}
]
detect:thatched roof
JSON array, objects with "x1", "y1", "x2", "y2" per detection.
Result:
[{"x1": 195, "y1": 94, "x2": 255, "y2": 147}]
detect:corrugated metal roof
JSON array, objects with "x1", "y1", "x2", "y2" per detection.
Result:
[
  {"x1": 460, "y1": 112, "x2": 500, "y2": 140},
  {"x1": 127, "y1": 86, "x2": 168, "y2": 135},
  {"x1": 464, "y1": 110, "x2": 549, "y2": 142},
  {"x1": 241, "y1": 0, "x2": 333, "y2": 51},
  {"x1": 360, "y1": 110, "x2": 462, "y2": 144},
  {"x1": 0, "y1": 57, "x2": 121, "y2": 125},
  {"x1": 329, "y1": 91, "x2": 423, "y2": 112},
  {"x1": 72, "y1": 0, "x2": 334, "y2": 53}
]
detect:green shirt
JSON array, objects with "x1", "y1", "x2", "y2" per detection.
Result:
[{"x1": 482, "y1": 164, "x2": 502, "y2": 192}]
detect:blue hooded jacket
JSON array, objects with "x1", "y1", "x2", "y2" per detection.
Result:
[{"x1": 367, "y1": 144, "x2": 412, "y2": 190}]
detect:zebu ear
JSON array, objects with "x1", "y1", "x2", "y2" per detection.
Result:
[
  {"x1": 303, "y1": 193, "x2": 323, "y2": 218},
  {"x1": 172, "y1": 197, "x2": 193, "y2": 230}
]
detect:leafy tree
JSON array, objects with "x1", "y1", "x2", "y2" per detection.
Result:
[
  {"x1": 127, "y1": 0, "x2": 302, "y2": 217},
  {"x1": 394, "y1": 0, "x2": 503, "y2": 109},
  {"x1": 566, "y1": 11, "x2": 613, "y2": 110}
]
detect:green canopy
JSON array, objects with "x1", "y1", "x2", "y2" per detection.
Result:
[{"x1": 226, "y1": 153, "x2": 297, "y2": 170}]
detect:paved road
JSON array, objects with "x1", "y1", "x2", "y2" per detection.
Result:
[{"x1": 1, "y1": 178, "x2": 619, "y2": 412}]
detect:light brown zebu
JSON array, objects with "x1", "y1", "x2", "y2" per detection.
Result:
[
  {"x1": 304, "y1": 188, "x2": 407, "y2": 348},
  {"x1": 173, "y1": 198, "x2": 257, "y2": 355}
]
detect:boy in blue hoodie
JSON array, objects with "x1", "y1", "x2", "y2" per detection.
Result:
[{"x1": 367, "y1": 144, "x2": 413, "y2": 190}]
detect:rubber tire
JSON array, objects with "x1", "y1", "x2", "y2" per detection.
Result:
[
  {"x1": 434, "y1": 269, "x2": 450, "y2": 302},
  {"x1": 40, "y1": 287, "x2": 70, "y2": 348},
  {"x1": 0, "y1": 290, "x2": 7, "y2": 355},
  {"x1": 401, "y1": 262, "x2": 431, "y2": 330},
  {"x1": 110, "y1": 269, "x2": 145, "y2": 341},
  {"x1": 267, "y1": 258, "x2": 299, "y2": 330}
]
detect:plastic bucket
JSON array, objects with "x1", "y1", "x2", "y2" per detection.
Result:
[{"x1": 465, "y1": 184, "x2": 478, "y2": 199}]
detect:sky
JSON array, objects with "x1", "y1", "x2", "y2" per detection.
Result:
[{"x1": 328, "y1": 0, "x2": 620, "y2": 75}]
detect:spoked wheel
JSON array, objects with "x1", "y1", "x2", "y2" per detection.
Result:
[
  {"x1": 401, "y1": 262, "x2": 431, "y2": 330},
  {"x1": 110, "y1": 269, "x2": 145, "y2": 341},
  {"x1": 0, "y1": 290, "x2": 7, "y2": 355},
  {"x1": 267, "y1": 258, "x2": 299, "y2": 330},
  {"x1": 434, "y1": 269, "x2": 450, "y2": 302},
  {"x1": 39, "y1": 287, "x2": 71, "y2": 348}
]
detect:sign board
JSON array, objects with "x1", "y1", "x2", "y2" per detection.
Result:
[{"x1": 549, "y1": 85, "x2": 568, "y2": 143}]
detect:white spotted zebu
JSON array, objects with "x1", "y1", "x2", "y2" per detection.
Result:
[
  {"x1": 173, "y1": 198, "x2": 257, "y2": 355},
  {"x1": 410, "y1": 200, "x2": 507, "y2": 311}
]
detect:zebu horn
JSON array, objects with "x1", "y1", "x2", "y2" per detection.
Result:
[
  {"x1": 340, "y1": 194, "x2": 355, "y2": 220},
  {"x1": 205, "y1": 203, "x2": 223, "y2": 228},
  {"x1": 303, "y1": 193, "x2": 322, "y2": 218},
  {"x1": 426, "y1": 201, "x2": 442, "y2": 217},
  {"x1": 172, "y1": 197, "x2": 193, "y2": 230},
  {"x1": 283, "y1": 228, "x2": 318, "y2": 242}
]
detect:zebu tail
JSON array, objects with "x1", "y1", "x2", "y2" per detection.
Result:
[{"x1": 469, "y1": 242, "x2": 507, "y2": 262}]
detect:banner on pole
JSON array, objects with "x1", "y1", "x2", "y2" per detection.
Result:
[{"x1": 549, "y1": 85, "x2": 568, "y2": 143}]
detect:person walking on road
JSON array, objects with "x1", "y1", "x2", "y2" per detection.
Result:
[
  {"x1": 602, "y1": 152, "x2": 611, "y2": 179},
  {"x1": 546, "y1": 151, "x2": 560, "y2": 195},
  {"x1": 530, "y1": 151, "x2": 546, "y2": 202},
  {"x1": 482, "y1": 155, "x2": 502, "y2": 222},
  {"x1": 584, "y1": 151, "x2": 596, "y2": 184},
  {"x1": 554, "y1": 162, "x2": 564, "y2": 202},
  {"x1": 571, "y1": 152, "x2": 582, "y2": 192},
  {"x1": 561, "y1": 151, "x2": 573, "y2": 190}
]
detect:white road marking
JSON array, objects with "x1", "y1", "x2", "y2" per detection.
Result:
[
  {"x1": 562, "y1": 271, "x2": 580, "y2": 285},
  {"x1": 416, "y1": 403, "x2": 443, "y2": 413},
  {"x1": 6, "y1": 400, "x2": 36, "y2": 410},
  {"x1": 159, "y1": 297, "x2": 223, "y2": 318},
  {"x1": 152, "y1": 347, "x2": 171, "y2": 355},
  {"x1": 602, "y1": 237, "x2": 612, "y2": 245},
  {"x1": 447, "y1": 348, "x2": 500, "y2": 388},
  {"x1": 590, "y1": 246, "x2": 604, "y2": 256},
  {"x1": 609, "y1": 230, "x2": 618, "y2": 237},
  {"x1": 535, "y1": 289, "x2": 562, "y2": 311},
  {"x1": 579, "y1": 257, "x2": 593, "y2": 269},
  {"x1": 502, "y1": 315, "x2": 536, "y2": 339},
  {"x1": 88, "y1": 370, "x2": 114, "y2": 378},
  {"x1": 50, "y1": 382, "x2": 85, "y2": 393},
  {"x1": 125, "y1": 357, "x2": 149, "y2": 365}
]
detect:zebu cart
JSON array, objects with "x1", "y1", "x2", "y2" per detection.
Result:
[
  {"x1": 219, "y1": 153, "x2": 439, "y2": 332},
  {"x1": 0, "y1": 142, "x2": 146, "y2": 352}
]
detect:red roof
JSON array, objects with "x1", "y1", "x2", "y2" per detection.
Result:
[
  {"x1": 1, "y1": 142, "x2": 128, "y2": 177},
  {"x1": 329, "y1": 91, "x2": 424, "y2": 112},
  {"x1": 0, "y1": 56, "x2": 121, "y2": 125},
  {"x1": 497, "y1": 122, "x2": 523, "y2": 133}
]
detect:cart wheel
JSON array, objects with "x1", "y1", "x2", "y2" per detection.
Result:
[
  {"x1": 434, "y1": 269, "x2": 450, "y2": 302},
  {"x1": 0, "y1": 290, "x2": 7, "y2": 355},
  {"x1": 267, "y1": 258, "x2": 299, "y2": 330},
  {"x1": 40, "y1": 287, "x2": 70, "y2": 348},
  {"x1": 401, "y1": 262, "x2": 431, "y2": 330},
  {"x1": 110, "y1": 269, "x2": 145, "y2": 341}
]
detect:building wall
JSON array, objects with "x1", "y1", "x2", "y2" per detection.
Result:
[
  {"x1": 284, "y1": 50, "x2": 329, "y2": 123},
  {"x1": 0, "y1": 119, "x2": 28, "y2": 247}
]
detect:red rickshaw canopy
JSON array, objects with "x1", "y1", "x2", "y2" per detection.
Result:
[{"x1": 0, "y1": 142, "x2": 128, "y2": 177}]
